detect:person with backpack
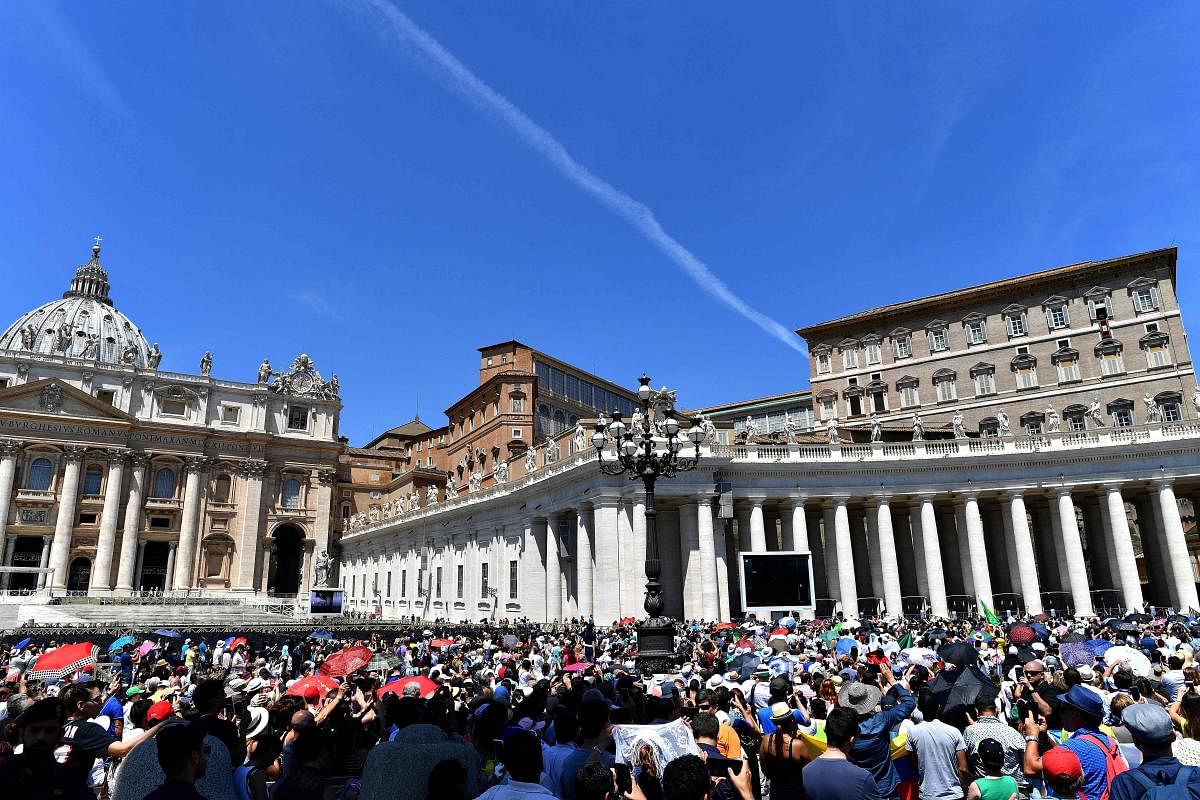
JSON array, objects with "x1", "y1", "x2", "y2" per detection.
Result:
[
  {"x1": 1024, "y1": 685, "x2": 1128, "y2": 800},
  {"x1": 1109, "y1": 704, "x2": 1200, "y2": 800}
]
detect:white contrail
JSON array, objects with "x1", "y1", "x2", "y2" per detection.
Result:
[{"x1": 350, "y1": 0, "x2": 807, "y2": 355}]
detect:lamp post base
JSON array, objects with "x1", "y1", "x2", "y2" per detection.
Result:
[{"x1": 634, "y1": 616, "x2": 677, "y2": 675}]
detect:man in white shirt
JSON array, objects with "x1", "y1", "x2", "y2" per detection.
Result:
[{"x1": 906, "y1": 688, "x2": 969, "y2": 800}]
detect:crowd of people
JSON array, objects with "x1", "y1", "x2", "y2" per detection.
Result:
[{"x1": 2, "y1": 610, "x2": 1200, "y2": 800}]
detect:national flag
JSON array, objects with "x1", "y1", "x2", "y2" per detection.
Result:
[
  {"x1": 980, "y1": 600, "x2": 1000, "y2": 626},
  {"x1": 897, "y1": 632, "x2": 914, "y2": 650}
]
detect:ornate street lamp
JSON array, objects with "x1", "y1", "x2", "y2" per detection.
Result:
[{"x1": 594, "y1": 374, "x2": 705, "y2": 674}]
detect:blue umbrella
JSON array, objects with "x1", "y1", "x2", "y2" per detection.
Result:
[
  {"x1": 1085, "y1": 639, "x2": 1114, "y2": 657},
  {"x1": 1029, "y1": 622, "x2": 1050, "y2": 640},
  {"x1": 108, "y1": 635, "x2": 135, "y2": 653},
  {"x1": 308, "y1": 630, "x2": 333, "y2": 640},
  {"x1": 835, "y1": 636, "x2": 859, "y2": 656},
  {"x1": 154, "y1": 629, "x2": 181, "y2": 639},
  {"x1": 15, "y1": 637, "x2": 31, "y2": 650},
  {"x1": 1060, "y1": 642, "x2": 1095, "y2": 668}
]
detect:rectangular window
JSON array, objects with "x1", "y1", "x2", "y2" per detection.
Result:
[
  {"x1": 1026, "y1": 421, "x2": 1042, "y2": 436},
  {"x1": 481, "y1": 563, "x2": 489, "y2": 598},
  {"x1": 1133, "y1": 287, "x2": 1157, "y2": 313},
  {"x1": 511, "y1": 427, "x2": 522, "y2": 439},
  {"x1": 966, "y1": 320, "x2": 986, "y2": 344},
  {"x1": 871, "y1": 392, "x2": 886, "y2": 412},
  {"x1": 401, "y1": 570, "x2": 407, "y2": 598},
  {"x1": 456, "y1": 565, "x2": 464, "y2": 599},
  {"x1": 1007, "y1": 314, "x2": 1027, "y2": 337},
  {"x1": 842, "y1": 348, "x2": 858, "y2": 369},
  {"x1": 1015, "y1": 366, "x2": 1038, "y2": 389},
  {"x1": 1088, "y1": 297, "x2": 1112, "y2": 320},
  {"x1": 565, "y1": 374, "x2": 579, "y2": 401},
  {"x1": 160, "y1": 398, "x2": 187, "y2": 416},
  {"x1": 77, "y1": 512, "x2": 98, "y2": 525},
  {"x1": 1113, "y1": 409, "x2": 1133, "y2": 428},
  {"x1": 287, "y1": 406, "x2": 309, "y2": 430},
  {"x1": 819, "y1": 399, "x2": 835, "y2": 419},
  {"x1": 509, "y1": 560, "x2": 518, "y2": 600},
  {"x1": 929, "y1": 329, "x2": 948, "y2": 352},
  {"x1": 893, "y1": 336, "x2": 912, "y2": 359},
  {"x1": 551, "y1": 368, "x2": 566, "y2": 396},
  {"x1": 865, "y1": 342, "x2": 881, "y2": 365},
  {"x1": 149, "y1": 516, "x2": 171, "y2": 530},
  {"x1": 1162, "y1": 403, "x2": 1182, "y2": 423},
  {"x1": 1068, "y1": 415, "x2": 1086, "y2": 432},
  {"x1": 1056, "y1": 338, "x2": 1071, "y2": 349},
  {"x1": 1146, "y1": 343, "x2": 1171, "y2": 368},
  {"x1": 1145, "y1": 323, "x2": 1159, "y2": 333},
  {"x1": 816, "y1": 353, "x2": 831, "y2": 374},
  {"x1": 973, "y1": 372, "x2": 995, "y2": 396},
  {"x1": 220, "y1": 405, "x2": 241, "y2": 424},
  {"x1": 1100, "y1": 352, "x2": 1125, "y2": 376},
  {"x1": 935, "y1": 379, "x2": 957, "y2": 402},
  {"x1": 900, "y1": 385, "x2": 920, "y2": 407},
  {"x1": 96, "y1": 389, "x2": 116, "y2": 406},
  {"x1": 1048, "y1": 306, "x2": 1069, "y2": 329},
  {"x1": 1056, "y1": 360, "x2": 1080, "y2": 383}
]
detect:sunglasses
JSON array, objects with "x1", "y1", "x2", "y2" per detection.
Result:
[{"x1": 1023, "y1": 670, "x2": 1043, "y2": 676}]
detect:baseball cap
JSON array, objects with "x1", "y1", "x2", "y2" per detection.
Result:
[
  {"x1": 146, "y1": 700, "x2": 174, "y2": 724},
  {"x1": 1041, "y1": 747, "x2": 1083, "y2": 783},
  {"x1": 976, "y1": 738, "x2": 1005, "y2": 769},
  {"x1": 125, "y1": 686, "x2": 145, "y2": 698}
]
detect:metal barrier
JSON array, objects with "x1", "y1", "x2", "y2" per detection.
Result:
[
  {"x1": 991, "y1": 593, "x2": 1025, "y2": 618},
  {"x1": 946, "y1": 594, "x2": 977, "y2": 618},
  {"x1": 902, "y1": 595, "x2": 928, "y2": 618},
  {"x1": 1040, "y1": 591, "x2": 1074, "y2": 618}
]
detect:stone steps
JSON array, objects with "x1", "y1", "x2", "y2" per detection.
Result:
[{"x1": 11, "y1": 603, "x2": 300, "y2": 629}]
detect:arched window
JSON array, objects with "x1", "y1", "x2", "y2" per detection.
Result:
[
  {"x1": 152, "y1": 467, "x2": 176, "y2": 499},
  {"x1": 282, "y1": 478, "x2": 302, "y2": 509},
  {"x1": 213, "y1": 474, "x2": 232, "y2": 503},
  {"x1": 27, "y1": 457, "x2": 53, "y2": 491},
  {"x1": 82, "y1": 467, "x2": 103, "y2": 496},
  {"x1": 552, "y1": 409, "x2": 567, "y2": 435}
]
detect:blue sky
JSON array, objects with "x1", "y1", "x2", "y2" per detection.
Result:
[{"x1": 1, "y1": 2, "x2": 1197, "y2": 445}]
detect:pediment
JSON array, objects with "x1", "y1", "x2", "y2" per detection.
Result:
[
  {"x1": 961, "y1": 312, "x2": 986, "y2": 322},
  {"x1": 1000, "y1": 303, "x2": 1027, "y2": 315},
  {"x1": 0, "y1": 378, "x2": 134, "y2": 423},
  {"x1": 889, "y1": 327, "x2": 912, "y2": 338},
  {"x1": 1040, "y1": 295, "x2": 1069, "y2": 307},
  {"x1": 1125, "y1": 275, "x2": 1158, "y2": 289},
  {"x1": 1083, "y1": 285, "x2": 1112, "y2": 298},
  {"x1": 924, "y1": 319, "x2": 948, "y2": 330}
]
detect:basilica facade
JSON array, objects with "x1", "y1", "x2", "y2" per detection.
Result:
[{"x1": 0, "y1": 244, "x2": 342, "y2": 597}]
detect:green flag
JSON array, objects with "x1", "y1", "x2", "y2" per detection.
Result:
[
  {"x1": 980, "y1": 600, "x2": 1000, "y2": 625},
  {"x1": 897, "y1": 632, "x2": 914, "y2": 650}
]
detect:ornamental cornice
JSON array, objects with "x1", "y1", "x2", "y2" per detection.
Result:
[
  {"x1": 106, "y1": 447, "x2": 131, "y2": 467},
  {"x1": 63, "y1": 444, "x2": 87, "y2": 463},
  {"x1": 0, "y1": 439, "x2": 25, "y2": 458},
  {"x1": 183, "y1": 455, "x2": 210, "y2": 473},
  {"x1": 238, "y1": 459, "x2": 271, "y2": 479},
  {"x1": 318, "y1": 468, "x2": 338, "y2": 486}
]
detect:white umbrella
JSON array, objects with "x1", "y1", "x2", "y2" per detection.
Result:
[
  {"x1": 1103, "y1": 645, "x2": 1152, "y2": 677},
  {"x1": 899, "y1": 647, "x2": 938, "y2": 668}
]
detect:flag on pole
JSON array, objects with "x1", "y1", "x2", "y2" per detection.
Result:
[
  {"x1": 897, "y1": 632, "x2": 914, "y2": 650},
  {"x1": 980, "y1": 600, "x2": 1000, "y2": 626}
]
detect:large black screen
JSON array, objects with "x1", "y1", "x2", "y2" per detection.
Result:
[{"x1": 740, "y1": 553, "x2": 813, "y2": 609}]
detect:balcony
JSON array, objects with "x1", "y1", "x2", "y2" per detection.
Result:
[
  {"x1": 16, "y1": 488, "x2": 55, "y2": 504},
  {"x1": 144, "y1": 497, "x2": 183, "y2": 511}
]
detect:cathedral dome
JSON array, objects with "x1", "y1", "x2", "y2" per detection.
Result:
[{"x1": 0, "y1": 242, "x2": 153, "y2": 368}]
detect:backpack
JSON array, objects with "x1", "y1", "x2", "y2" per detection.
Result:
[
  {"x1": 1077, "y1": 733, "x2": 1130, "y2": 800},
  {"x1": 1124, "y1": 766, "x2": 1200, "y2": 800}
]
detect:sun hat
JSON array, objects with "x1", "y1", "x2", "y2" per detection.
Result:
[
  {"x1": 769, "y1": 702, "x2": 793, "y2": 724},
  {"x1": 705, "y1": 674, "x2": 724, "y2": 690},
  {"x1": 838, "y1": 681, "x2": 882, "y2": 715},
  {"x1": 245, "y1": 706, "x2": 269, "y2": 739}
]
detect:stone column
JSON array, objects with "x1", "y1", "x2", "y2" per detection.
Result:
[
  {"x1": 1055, "y1": 487, "x2": 1095, "y2": 617},
  {"x1": 748, "y1": 498, "x2": 767, "y2": 551},
  {"x1": 37, "y1": 534, "x2": 52, "y2": 590},
  {"x1": 1156, "y1": 479, "x2": 1200, "y2": 612},
  {"x1": 953, "y1": 503, "x2": 975, "y2": 597},
  {"x1": 657, "y1": 506, "x2": 684, "y2": 619},
  {"x1": 779, "y1": 502, "x2": 795, "y2": 551},
  {"x1": 173, "y1": 457, "x2": 207, "y2": 591},
  {"x1": 115, "y1": 454, "x2": 149, "y2": 593},
  {"x1": 1096, "y1": 496, "x2": 1125, "y2": 598},
  {"x1": 0, "y1": 440, "x2": 23, "y2": 591},
  {"x1": 823, "y1": 504, "x2": 840, "y2": 603},
  {"x1": 918, "y1": 496, "x2": 949, "y2": 618},
  {"x1": 908, "y1": 503, "x2": 929, "y2": 601},
  {"x1": 1002, "y1": 492, "x2": 1042, "y2": 615},
  {"x1": 234, "y1": 461, "x2": 269, "y2": 592},
  {"x1": 90, "y1": 449, "x2": 128, "y2": 593},
  {"x1": 996, "y1": 503, "x2": 1021, "y2": 598},
  {"x1": 697, "y1": 496, "x2": 719, "y2": 621},
  {"x1": 894, "y1": 511, "x2": 918, "y2": 599},
  {"x1": 522, "y1": 518, "x2": 547, "y2": 621},
  {"x1": 164, "y1": 541, "x2": 177, "y2": 592},
  {"x1": 575, "y1": 506, "x2": 595, "y2": 620},
  {"x1": 865, "y1": 507, "x2": 884, "y2": 605},
  {"x1": 962, "y1": 492, "x2": 992, "y2": 610},
  {"x1": 541, "y1": 517, "x2": 560, "y2": 620},
  {"x1": 133, "y1": 539, "x2": 147, "y2": 592},
  {"x1": 833, "y1": 497, "x2": 858, "y2": 621},
  {"x1": 593, "y1": 495, "x2": 622, "y2": 623},
  {"x1": 714, "y1": 523, "x2": 730, "y2": 621},
  {"x1": 678, "y1": 503, "x2": 701, "y2": 620},
  {"x1": 1046, "y1": 500, "x2": 1073, "y2": 594},
  {"x1": 47, "y1": 446, "x2": 86, "y2": 591},
  {"x1": 629, "y1": 493, "x2": 648, "y2": 618},
  {"x1": 300, "y1": 540, "x2": 314, "y2": 598},
  {"x1": 873, "y1": 497, "x2": 903, "y2": 618},
  {"x1": 1103, "y1": 484, "x2": 1144, "y2": 611},
  {"x1": 807, "y1": 508, "x2": 827, "y2": 601}
]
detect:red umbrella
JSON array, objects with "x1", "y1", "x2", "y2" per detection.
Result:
[
  {"x1": 376, "y1": 675, "x2": 438, "y2": 700},
  {"x1": 712, "y1": 623, "x2": 735, "y2": 632},
  {"x1": 733, "y1": 638, "x2": 754, "y2": 651},
  {"x1": 429, "y1": 638, "x2": 454, "y2": 648},
  {"x1": 319, "y1": 646, "x2": 374, "y2": 677},
  {"x1": 286, "y1": 674, "x2": 340, "y2": 698},
  {"x1": 619, "y1": 617, "x2": 636, "y2": 626},
  {"x1": 563, "y1": 661, "x2": 593, "y2": 673},
  {"x1": 770, "y1": 628, "x2": 789, "y2": 637},
  {"x1": 225, "y1": 637, "x2": 248, "y2": 651},
  {"x1": 27, "y1": 642, "x2": 99, "y2": 680},
  {"x1": 1007, "y1": 624, "x2": 1035, "y2": 646}
]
